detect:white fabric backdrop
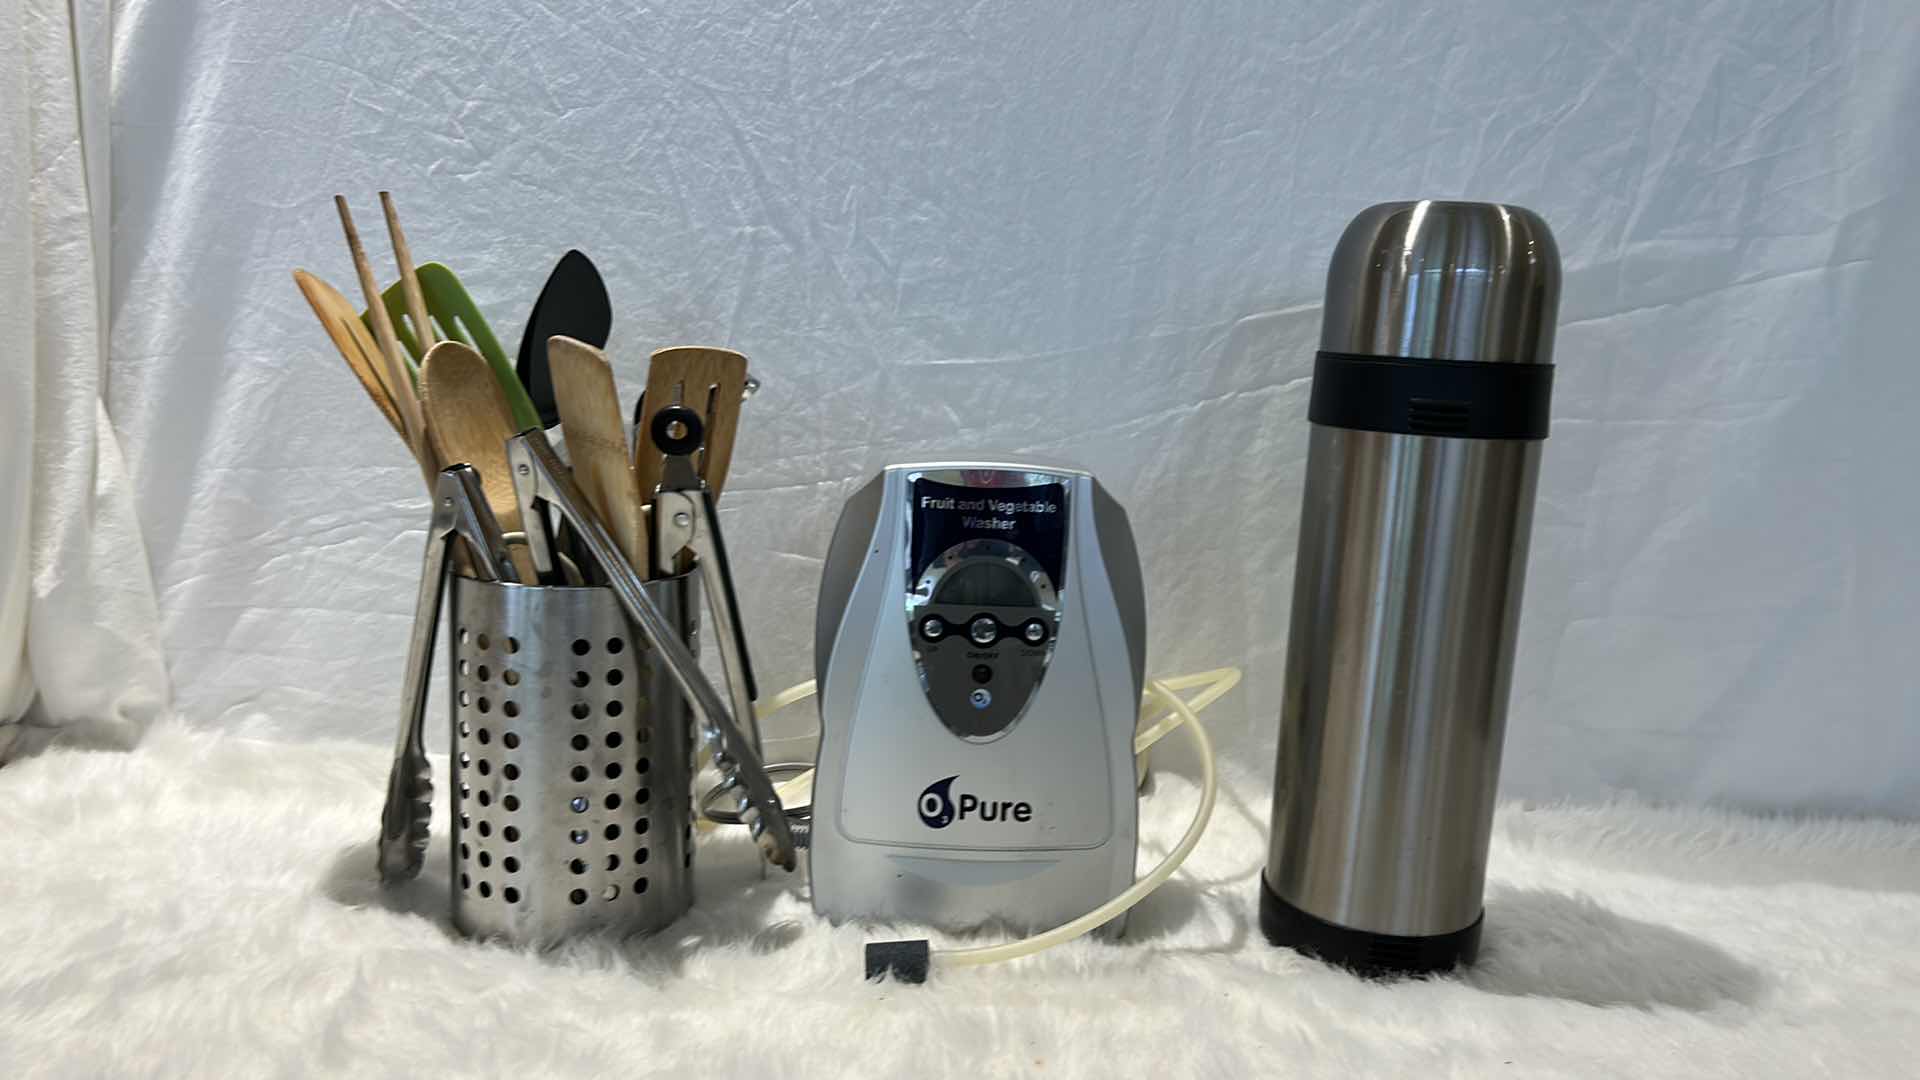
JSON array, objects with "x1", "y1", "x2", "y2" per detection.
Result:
[
  {"x1": 0, "y1": 0, "x2": 169, "y2": 762},
  {"x1": 107, "y1": 1, "x2": 1920, "y2": 815}
]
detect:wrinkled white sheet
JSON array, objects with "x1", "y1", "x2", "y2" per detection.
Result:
[
  {"x1": 108, "y1": 1, "x2": 1920, "y2": 814},
  {"x1": 0, "y1": 0, "x2": 169, "y2": 762}
]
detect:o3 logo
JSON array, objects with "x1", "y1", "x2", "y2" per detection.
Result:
[
  {"x1": 915, "y1": 774, "x2": 1033, "y2": 829},
  {"x1": 917, "y1": 776, "x2": 959, "y2": 828}
]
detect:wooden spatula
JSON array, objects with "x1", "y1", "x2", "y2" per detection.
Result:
[
  {"x1": 293, "y1": 268, "x2": 440, "y2": 481},
  {"x1": 547, "y1": 336, "x2": 648, "y2": 573},
  {"x1": 632, "y1": 346, "x2": 750, "y2": 503},
  {"x1": 419, "y1": 341, "x2": 540, "y2": 583},
  {"x1": 293, "y1": 269, "x2": 405, "y2": 440}
]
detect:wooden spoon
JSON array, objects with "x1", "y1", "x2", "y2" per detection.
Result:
[
  {"x1": 547, "y1": 335, "x2": 648, "y2": 573},
  {"x1": 419, "y1": 341, "x2": 540, "y2": 583},
  {"x1": 632, "y1": 346, "x2": 750, "y2": 503}
]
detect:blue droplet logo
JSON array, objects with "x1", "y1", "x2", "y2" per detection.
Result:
[{"x1": 917, "y1": 775, "x2": 958, "y2": 829}]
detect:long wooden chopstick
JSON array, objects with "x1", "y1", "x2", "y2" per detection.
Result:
[{"x1": 335, "y1": 195, "x2": 428, "y2": 453}]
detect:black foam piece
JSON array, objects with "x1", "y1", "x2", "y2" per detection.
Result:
[{"x1": 864, "y1": 939, "x2": 931, "y2": 984}]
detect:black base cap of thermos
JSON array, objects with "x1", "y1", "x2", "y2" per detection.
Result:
[{"x1": 1260, "y1": 874, "x2": 1482, "y2": 977}]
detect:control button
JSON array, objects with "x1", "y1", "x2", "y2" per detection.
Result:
[
  {"x1": 971, "y1": 664, "x2": 993, "y2": 684},
  {"x1": 919, "y1": 616, "x2": 947, "y2": 642},
  {"x1": 968, "y1": 688, "x2": 992, "y2": 710},
  {"x1": 968, "y1": 616, "x2": 999, "y2": 645},
  {"x1": 1021, "y1": 619, "x2": 1048, "y2": 645}
]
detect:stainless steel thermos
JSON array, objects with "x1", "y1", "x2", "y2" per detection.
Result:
[{"x1": 1261, "y1": 201, "x2": 1562, "y2": 974}]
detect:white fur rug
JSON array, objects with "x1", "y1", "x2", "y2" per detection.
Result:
[{"x1": 3, "y1": 723, "x2": 1919, "y2": 1078}]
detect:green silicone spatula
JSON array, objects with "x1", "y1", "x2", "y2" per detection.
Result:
[{"x1": 366, "y1": 262, "x2": 540, "y2": 432}]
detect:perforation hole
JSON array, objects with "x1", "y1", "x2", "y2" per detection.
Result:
[
  {"x1": 571, "y1": 702, "x2": 591, "y2": 720},
  {"x1": 637, "y1": 756, "x2": 650, "y2": 773},
  {"x1": 476, "y1": 634, "x2": 490, "y2": 650},
  {"x1": 502, "y1": 795, "x2": 519, "y2": 812},
  {"x1": 478, "y1": 851, "x2": 491, "y2": 868},
  {"x1": 503, "y1": 764, "x2": 519, "y2": 781},
  {"x1": 635, "y1": 847, "x2": 649, "y2": 865},
  {"x1": 506, "y1": 637, "x2": 520, "y2": 654},
  {"x1": 602, "y1": 884, "x2": 620, "y2": 901},
  {"x1": 605, "y1": 762, "x2": 623, "y2": 780},
  {"x1": 503, "y1": 670, "x2": 520, "y2": 686},
  {"x1": 607, "y1": 638, "x2": 624, "y2": 655},
  {"x1": 604, "y1": 824, "x2": 621, "y2": 840},
  {"x1": 503, "y1": 825, "x2": 519, "y2": 843},
  {"x1": 606, "y1": 854, "x2": 621, "y2": 871},
  {"x1": 634, "y1": 878, "x2": 649, "y2": 894},
  {"x1": 569, "y1": 859, "x2": 588, "y2": 875},
  {"x1": 477, "y1": 791, "x2": 491, "y2": 807},
  {"x1": 477, "y1": 728, "x2": 490, "y2": 745},
  {"x1": 635, "y1": 818, "x2": 649, "y2": 834},
  {"x1": 458, "y1": 751, "x2": 470, "y2": 767},
  {"x1": 478, "y1": 821, "x2": 491, "y2": 838},
  {"x1": 569, "y1": 889, "x2": 587, "y2": 905},
  {"x1": 477, "y1": 698, "x2": 491, "y2": 714},
  {"x1": 503, "y1": 701, "x2": 520, "y2": 718},
  {"x1": 459, "y1": 628, "x2": 469, "y2": 645},
  {"x1": 572, "y1": 639, "x2": 591, "y2": 656},
  {"x1": 459, "y1": 812, "x2": 470, "y2": 828},
  {"x1": 458, "y1": 691, "x2": 470, "y2": 708},
  {"x1": 569, "y1": 829, "x2": 589, "y2": 844},
  {"x1": 461, "y1": 872, "x2": 471, "y2": 889},
  {"x1": 477, "y1": 759, "x2": 490, "y2": 776},
  {"x1": 503, "y1": 856, "x2": 519, "y2": 873},
  {"x1": 605, "y1": 669, "x2": 624, "y2": 686},
  {"x1": 459, "y1": 843, "x2": 470, "y2": 860},
  {"x1": 503, "y1": 732, "x2": 520, "y2": 749},
  {"x1": 571, "y1": 765, "x2": 590, "y2": 782},
  {"x1": 573, "y1": 671, "x2": 591, "y2": 688},
  {"x1": 606, "y1": 701, "x2": 624, "y2": 718},
  {"x1": 637, "y1": 788, "x2": 650, "y2": 805},
  {"x1": 458, "y1": 720, "x2": 470, "y2": 737},
  {"x1": 503, "y1": 886, "x2": 520, "y2": 903},
  {"x1": 571, "y1": 734, "x2": 590, "y2": 751},
  {"x1": 605, "y1": 731, "x2": 623, "y2": 749},
  {"x1": 479, "y1": 881, "x2": 492, "y2": 898},
  {"x1": 476, "y1": 664, "x2": 491, "y2": 682},
  {"x1": 605, "y1": 793, "x2": 622, "y2": 810},
  {"x1": 459, "y1": 659, "x2": 469, "y2": 676}
]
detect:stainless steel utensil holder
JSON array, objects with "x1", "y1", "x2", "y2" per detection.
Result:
[{"x1": 447, "y1": 571, "x2": 699, "y2": 946}]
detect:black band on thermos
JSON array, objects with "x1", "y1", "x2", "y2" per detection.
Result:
[{"x1": 1307, "y1": 350, "x2": 1555, "y2": 440}]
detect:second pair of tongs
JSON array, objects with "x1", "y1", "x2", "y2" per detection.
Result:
[
  {"x1": 378, "y1": 465, "x2": 518, "y2": 884},
  {"x1": 507, "y1": 427, "x2": 797, "y2": 872}
]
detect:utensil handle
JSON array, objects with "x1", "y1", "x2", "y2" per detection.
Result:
[{"x1": 505, "y1": 429, "x2": 796, "y2": 871}]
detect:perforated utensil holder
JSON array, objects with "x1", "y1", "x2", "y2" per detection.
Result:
[{"x1": 447, "y1": 571, "x2": 699, "y2": 946}]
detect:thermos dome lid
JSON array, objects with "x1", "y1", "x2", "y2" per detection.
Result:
[{"x1": 1320, "y1": 201, "x2": 1561, "y2": 365}]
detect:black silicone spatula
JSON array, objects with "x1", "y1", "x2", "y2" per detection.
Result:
[{"x1": 516, "y1": 250, "x2": 612, "y2": 429}]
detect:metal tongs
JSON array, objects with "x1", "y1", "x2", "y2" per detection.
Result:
[
  {"x1": 378, "y1": 465, "x2": 517, "y2": 884},
  {"x1": 506, "y1": 425, "x2": 797, "y2": 872},
  {"x1": 647, "y1": 405, "x2": 763, "y2": 758}
]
